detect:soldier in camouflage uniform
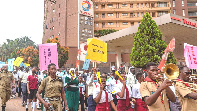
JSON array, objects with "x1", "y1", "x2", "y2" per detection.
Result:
[
  {"x1": 36, "y1": 63, "x2": 69, "y2": 111},
  {"x1": 0, "y1": 65, "x2": 15, "y2": 111}
]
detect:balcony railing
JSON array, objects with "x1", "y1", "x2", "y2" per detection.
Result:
[
  {"x1": 187, "y1": 3, "x2": 197, "y2": 6},
  {"x1": 188, "y1": 12, "x2": 197, "y2": 16}
]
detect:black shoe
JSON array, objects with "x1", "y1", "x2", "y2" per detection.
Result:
[
  {"x1": 26, "y1": 108, "x2": 28, "y2": 111},
  {"x1": 2, "y1": 106, "x2": 5, "y2": 111}
]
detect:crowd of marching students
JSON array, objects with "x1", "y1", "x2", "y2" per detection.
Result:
[{"x1": 1, "y1": 61, "x2": 197, "y2": 111}]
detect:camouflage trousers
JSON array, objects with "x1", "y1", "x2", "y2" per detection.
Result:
[
  {"x1": 0, "y1": 89, "x2": 11, "y2": 106},
  {"x1": 46, "y1": 100, "x2": 62, "y2": 111}
]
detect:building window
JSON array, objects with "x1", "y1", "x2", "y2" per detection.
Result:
[
  {"x1": 101, "y1": 4, "x2": 105, "y2": 9},
  {"x1": 108, "y1": 22, "x2": 113, "y2": 25},
  {"x1": 122, "y1": 13, "x2": 128, "y2": 16},
  {"x1": 102, "y1": 13, "x2": 105, "y2": 18},
  {"x1": 145, "y1": 3, "x2": 148, "y2": 7},
  {"x1": 123, "y1": 22, "x2": 128, "y2": 25},
  {"x1": 141, "y1": 12, "x2": 144, "y2": 17},
  {"x1": 173, "y1": 0, "x2": 175, "y2": 7},
  {"x1": 137, "y1": 3, "x2": 139, "y2": 8},
  {"x1": 137, "y1": 12, "x2": 139, "y2": 17},
  {"x1": 96, "y1": 23, "x2": 99, "y2": 27},
  {"x1": 107, "y1": 4, "x2": 113, "y2": 7},
  {"x1": 96, "y1": 13, "x2": 99, "y2": 18},
  {"x1": 107, "y1": 13, "x2": 113, "y2": 16},
  {"x1": 50, "y1": 28, "x2": 51, "y2": 30},
  {"x1": 53, "y1": 9, "x2": 55, "y2": 13},
  {"x1": 138, "y1": 22, "x2": 140, "y2": 24},
  {"x1": 59, "y1": 22, "x2": 60, "y2": 26},
  {"x1": 52, "y1": 35, "x2": 54, "y2": 38},
  {"x1": 130, "y1": 4, "x2": 133, "y2": 8},
  {"x1": 157, "y1": 11, "x2": 168, "y2": 17},
  {"x1": 130, "y1": 13, "x2": 133, "y2": 17},
  {"x1": 96, "y1": 4, "x2": 98, "y2": 9},
  {"x1": 141, "y1": 3, "x2": 143, "y2": 8},
  {"x1": 52, "y1": 18, "x2": 54, "y2": 22},
  {"x1": 173, "y1": 10, "x2": 176, "y2": 14},
  {"x1": 52, "y1": 26, "x2": 54, "y2": 30},
  {"x1": 122, "y1": 4, "x2": 127, "y2": 7},
  {"x1": 102, "y1": 22, "x2": 105, "y2": 28},
  {"x1": 157, "y1": 2, "x2": 167, "y2": 7},
  {"x1": 50, "y1": 20, "x2": 51, "y2": 23},
  {"x1": 59, "y1": 13, "x2": 60, "y2": 17},
  {"x1": 59, "y1": 4, "x2": 60, "y2": 8},
  {"x1": 182, "y1": 0, "x2": 184, "y2": 6},
  {"x1": 152, "y1": 12, "x2": 156, "y2": 17},
  {"x1": 182, "y1": 9, "x2": 185, "y2": 16},
  {"x1": 131, "y1": 22, "x2": 134, "y2": 26}
]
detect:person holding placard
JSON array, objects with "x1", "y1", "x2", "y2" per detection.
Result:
[
  {"x1": 114, "y1": 71, "x2": 133, "y2": 111},
  {"x1": 93, "y1": 76, "x2": 117, "y2": 111}
]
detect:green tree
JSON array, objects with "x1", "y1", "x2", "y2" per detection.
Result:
[
  {"x1": 94, "y1": 28, "x2": 118, "y2": 37},
  {"x1": 0, "y1": 36, "x2": 37, "y2": 62},
  {"x1": 130, "y1": 13, "x2": 176, "y2": 69},
  {"x1": 46, "y1": 37, "x2": 69, "y2": 68}
]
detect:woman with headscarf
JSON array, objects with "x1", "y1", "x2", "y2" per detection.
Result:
[{"x1": 65, "y1": 68, "x2": 80, "y2": 111}]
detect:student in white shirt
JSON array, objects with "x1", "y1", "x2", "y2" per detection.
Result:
[
  {"x1": 86, "y1": 69, "x2": 99, "y2": 111},
  {"x1": 132, "y1": 72, "x2": 148, "y2": 111},
  {"x1": 115, "y1": 71, "x2": 133, "y2": 111},
  {"x1": 93, "y1": 76, "x2": 117, "y2": 111}
]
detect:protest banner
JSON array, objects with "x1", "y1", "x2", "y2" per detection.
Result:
[
  {"x1": 184, "y1": 43, "x2": 197, "y2": 69},
  {"x1": 86, "y1": 38, "x2": 107, "y2": 62},
  {"x1": 39, "y1": 43, "x2": 59, "y2": 70},
  {"x1": 8, "y1": 58, "x2": 15, "y2": 71},
  {"x1": 14, "y1": 57, "x2": 24, "y2": 67}
]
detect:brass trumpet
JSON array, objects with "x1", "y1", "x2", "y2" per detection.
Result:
[{"x1": 159, "y1": 63, "x2": 197, "y2": 92}]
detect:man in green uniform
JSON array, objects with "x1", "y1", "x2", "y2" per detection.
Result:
[{"x1": 0, "y1": 65, "x2": 15, "y2": 111}]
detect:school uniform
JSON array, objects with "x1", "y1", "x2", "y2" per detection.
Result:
[
  {"x1": 93, "y1": 86, "x2": 113, "y2": 111},
  {"x1": 107, "y1": 79, "x2": 120, "y2": 106},
  {"x1": 115, "y1": 82, "x2": 133, "y2": 111},
  {"x1": 132, "y1": 83, "x2": 148, "y2": 111},
  {"x1": 87, "y1": 74, "x2": 99, "y2": 111},
  {"x1": 140, "y1": 76, "x2": 170, "y2": 111},
  {"x1": 175, "y1": 80, "x2": 197, "y2": 111}
]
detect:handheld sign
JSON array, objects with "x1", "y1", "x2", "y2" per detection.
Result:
[
  {"x1": 97, "y1": 72, "x2": 101, "y2": 84},
  {"x1": 115, "y1": 71, "x2": 123, "y2": 80}
]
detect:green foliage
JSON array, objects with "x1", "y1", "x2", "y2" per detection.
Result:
[
  {"x1": 94, "y1": 28, "x2": 118, "y2": 37},
  {"x1": 0, "y1": 36, "x2": 37, "y2": 62},
  {"x1": 130, "y1": 12, "x2": 176, "y2": 68}
]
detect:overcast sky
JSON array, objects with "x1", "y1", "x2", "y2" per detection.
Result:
[{"x1": 0, "y1": 0, "x2": 43, "y2": 45}]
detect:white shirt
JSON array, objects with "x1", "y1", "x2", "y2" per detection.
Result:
[
  {"x1": 93, "y1": 86, "x2": 113, "y2": 103},
  {"x1": 132, "y1": 83, "x2": 141, "y2": 99},
  {"x1": 107, "y1": 79, "x2": 120, "y2": 94},
  {"x1": 111, "y1": 66, "x2": 115, "y2": 70},
  {"x1": 13, "y1": 73, "x2": 19, "y2": 81},
  {"x1": 115, "y1": 82, "x2": 132, "y2": 99},
  {"x1": 169, "y1": 85, "x2": 177, "y2": 97},
  {"x1": 79, "y1": 83, "x2": 85, "y2": 95},
  {"x1": 127, "y1": 73, "x2": 136, "y2": 88},
  {"x1": 19, "y1": 72, "x2": 30, "y2": 83}
]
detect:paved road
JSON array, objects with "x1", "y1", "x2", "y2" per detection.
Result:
[{"x1": 0, "y1": 96, "x2": 84, "y2": 111}]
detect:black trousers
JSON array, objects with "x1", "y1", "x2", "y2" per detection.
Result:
[{"x1": 80, "y1": 94, "x2": 85, "y2": 111}]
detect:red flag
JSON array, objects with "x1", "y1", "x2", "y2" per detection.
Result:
[{"x1": 164, "y1": 38, "x2": 175, "y2": 52}]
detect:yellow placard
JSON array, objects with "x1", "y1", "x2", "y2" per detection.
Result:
[
  {"x1": 24, "y1": 63, "x2": 30, "y2": 67},
  {"x1": 86, "y1": 38, "x2": 107, "y2": 62},
  {"x1": 115, "y1": 71, "x2": 123, "y2": 80},
  {"x1": 14, "y1": 57, "x2": 24, "y2": 67},
  {"x1": 97, "y1": 72, "x2": 101, "y2": 84}
]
